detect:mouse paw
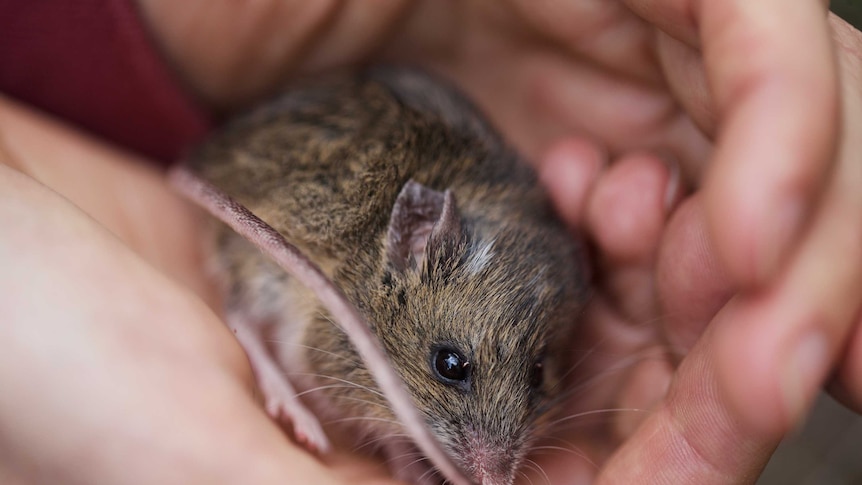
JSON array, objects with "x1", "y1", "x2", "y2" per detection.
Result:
[
  {"x1": 263, "y1": 390, "x2": 331, "y2": 454},
  {"x1": 231, "y1": 322, "x2": 332, "y2": 454}
]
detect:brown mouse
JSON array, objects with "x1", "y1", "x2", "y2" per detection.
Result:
[{"x1": 178, "y1": 67, "x2": 589, "y2": 485}]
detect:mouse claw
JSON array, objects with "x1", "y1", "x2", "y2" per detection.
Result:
[{"x1": 265, "y1": 394, "x2": 331, "y2": 454}]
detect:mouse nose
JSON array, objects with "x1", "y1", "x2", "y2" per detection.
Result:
[
  {"x1": 471, "y1": 462, "x2": 515, "y2": 485},
  {"x1": 463, "y1": 437, "x2": 517, "y2": 485}
]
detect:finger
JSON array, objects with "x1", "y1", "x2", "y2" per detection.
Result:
[
  {"x1": 585, "y1": 153, "x2": 677, "y2": 321},
  {"x1": 292, "y1": 1, "x2": 412, "y2": 73},
  {"x1": 524, "y1": 51, "x2": 713, "y2": 173},
  {"x1": 832, "y1": 311, "x2": 862, "y2": 414},
  {"x1": 623, "y1": 0, "x2": 831, "y2": 48},
  {"x1": 596, "y1": 318, "x2": 779, "y2": 485},
  {"x1": 636, "y1": 0, "x2": 839, "y2": 284},
  {"x1": 582, "y1": 153, "x2": 679, "y2": 440},
  {"x1": 715, "y1": 166, "x2": 862, "y2": 433},
  {"x1": 539, "y1": 137, "x2": 607, "y2": 227},
  {"x1": 713, "y1": 18, "x2": 862, "y2": 434},
  {"x1": 586, "y1": 152, "x2": 676, "y2": 266},
  {"x1": 656, "y1": 30, "x2": 715, "y2": 136},
  {"x1": 656, "y1": 196, "x2": 734, "y2": 354},
  {"x1": 0, "y1": 96, "x2": 214, "y2": 303},
  {"x1": 654, "y1": 30, "x2": 730, "y2": 183},
  {"x1": 620, "y1": 0, "x2": 700, "y2": 47},
  {"x1": 819, "y1": 8, "x2": 862, "y2": 420},
  {"x1": 139, "y1": 0, "x2": 351, "y2": 110},
  {"x1": 502, "y1": 0, "x2": 663, "y2": 84},
  {"x1": 141, "y1": 0, "x2": 415, "y2": 112},
  {"x1": 704, "y1": 1, "x2": 838, "y2": 284},
  {"x1": 612, "y1": 355, "x2": 673, "y2": 441}
]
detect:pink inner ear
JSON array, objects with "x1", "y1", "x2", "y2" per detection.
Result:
[
  {"x1": 409, "y1": 224, "x2": 436, "y2": 264},
  {"x1": 385, "y1": 180, "x2": 446, "y2": 271},
  {"x1": 387, "y1": 181, "x2": 464, "y2": 273}
]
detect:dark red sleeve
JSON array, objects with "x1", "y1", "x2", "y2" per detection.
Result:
[{"x1": 0, "y1": 0, "x2": 212, "y2": 165}]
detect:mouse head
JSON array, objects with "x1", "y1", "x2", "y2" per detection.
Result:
[{"x1": 364, "y1": 180, "x2": 586, "y2": 485}]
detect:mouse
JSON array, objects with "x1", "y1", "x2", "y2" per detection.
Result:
[{"x1": 173, "y1": 67, "x2": 589, "y2": 485}]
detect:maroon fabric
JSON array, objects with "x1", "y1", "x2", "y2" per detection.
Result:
[{"x1": 0, "y1": 0, "x2": 212, "y2": 164}]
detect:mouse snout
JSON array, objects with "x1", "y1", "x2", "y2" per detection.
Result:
[{"x1": 462, "y1": 431, "x2": 520, "y2": 485}]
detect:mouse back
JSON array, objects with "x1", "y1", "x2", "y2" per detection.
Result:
[{"x1": 185, "y1": 68, "x2": 551, "y2": 264}]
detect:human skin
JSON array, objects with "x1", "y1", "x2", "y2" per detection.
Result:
[
  {"x1": 0, "y1": 98, "x2": 404, "y2": 485},
  {"x1": 2, "y1": 1, "x2": 861, "y2": 484},
  {"x1": 539, "y1": 14, "x2": 862, "y2": 482}
]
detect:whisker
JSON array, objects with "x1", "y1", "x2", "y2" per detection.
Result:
[
  {"x1": 539, "y1": 346, "x2": 670, "y2": 417},
  {"x1": 264, "y1": 340, "x2": 362, "y2": 366},
  {"x1": 545, "y1": 407, "x2": 646, "y2": 428},
  {"x1": 354, "y1": 433, "x2": 412, "y2": 453},
  {"x1": 530, "y1": 444, "x2": 583, "y2": 457},
  {"x1": 316, "y1": 311, "x2": 350, "y2": 337},
  {"x1": 328, "y1": 416, "x2": 402, "y2": 427},
  {"x1": 551, "y1": 331, "x2": 610, "y2": 393},
  {"x1": 524, "y1": 458, "x2": 551, "y2": 485},
  {"x1": 329, "y1": 394, "x2": 393, "y2": 411},
  {"x1": 293, "y1": 385, "x2": 392, "y2": 412},
  {"x1": 289, "y1": 372, "x2": 386, "y2": 397},
  {"x1": 517, "y1": 468, "x2": 535, "y2": 485},
  {"x1": 386, "y1": 450, "x2": 435, "y2": 484},
  {"x1": 294, "y1": 383, "x2": 362, "y2": 398},
  {"x1": 415, "y1": 462, "x2": 439, "y2": 485},
  {"x1": 532, "y1": 436, "x2": 596, "y2": 469}
]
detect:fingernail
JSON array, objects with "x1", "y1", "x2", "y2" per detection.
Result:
[
  {"x1": 781, "y1": 331, "x2": 829, "y2": 424},
  {"x1": 760, "y1": 197, "x2": 804, "y2": 281}
]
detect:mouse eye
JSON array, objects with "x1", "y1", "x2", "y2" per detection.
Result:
[
  {"x1": 432, "y1": 347, "x2": 471, "y2": 384},
  {"x1": 530, "y1": 360, "x2": 544, "y2": 389}
]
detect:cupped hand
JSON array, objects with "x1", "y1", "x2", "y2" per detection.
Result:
[
  {"x1": 539, "y1": 148, "x2": 774, "y2": 483},
  {"x1": 538, "y1": 13, "x2": 862, "y2": 483},
  {"x1": 0, "y1": 97, "x2": 400, "y2": 485}
]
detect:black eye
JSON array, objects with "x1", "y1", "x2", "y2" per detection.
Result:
[
  {"x1": 530, "y1": 361, "x2": 544, "y2": 389},
  {"x1": 432, "y1": 347, "x2": 471, "y2": 384}
]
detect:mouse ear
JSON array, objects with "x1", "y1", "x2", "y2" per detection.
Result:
[{"x1": 386, "y1": 180, "x2": 463, "y2": 272}]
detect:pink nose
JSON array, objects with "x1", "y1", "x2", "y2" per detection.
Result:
[
  {"x1": 473, "y1": 471, "x2": 514, "y2": 485},
  {"x1": 468, "y1": 456, "x2": 515, "y2": 485}
]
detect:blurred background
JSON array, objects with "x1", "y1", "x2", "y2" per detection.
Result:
[
  {"x1": 758, "y1": 5, "x2": 862, "y2": 484},
  {"x1": 761, "y1": 395, "x2": 862, "y2": 484},
  {"x1": 833, "y1": 0, "x2": 862, "y2": 28}
]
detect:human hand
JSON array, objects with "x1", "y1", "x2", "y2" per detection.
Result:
[
  {"x1": 538, "y1": 12, "x2": 862, "y2": 483},
  {"x1": 0, "y1": 98, "x2": 400, "y2": 485}
]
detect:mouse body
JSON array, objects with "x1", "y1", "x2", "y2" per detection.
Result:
[{"x1": 185, "y1": 68, "x2": 589, "y2": 485}]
